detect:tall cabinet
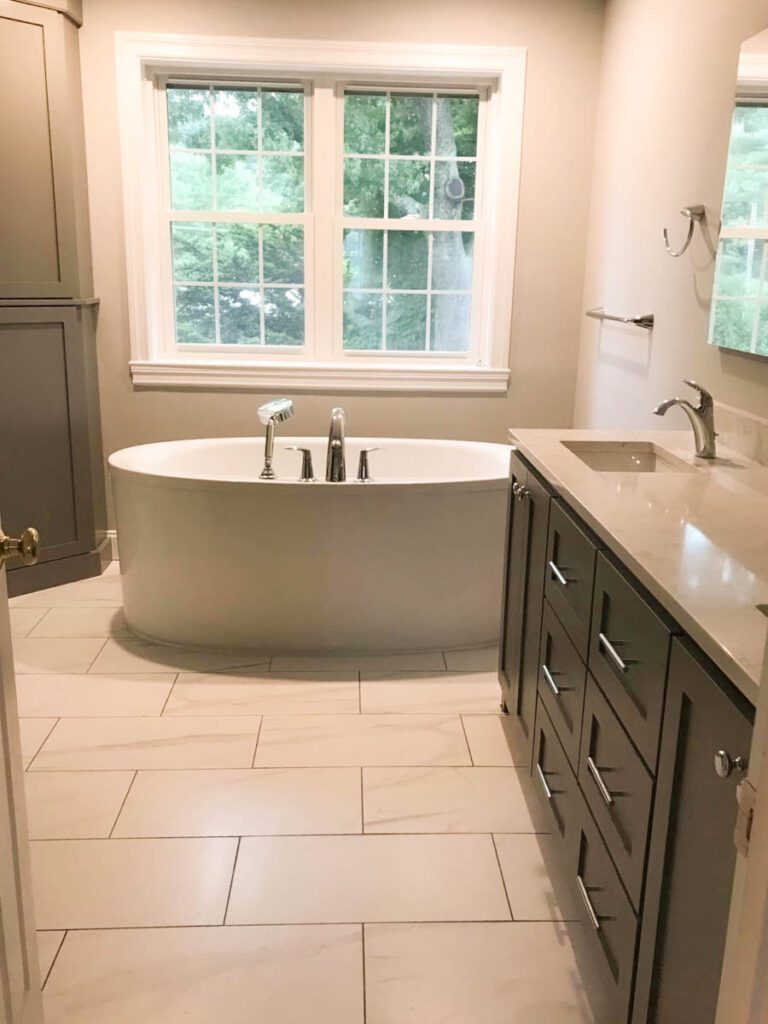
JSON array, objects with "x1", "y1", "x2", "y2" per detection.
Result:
[{"x1": 0, "y1": 0, "x2": 106, "y2": 595}]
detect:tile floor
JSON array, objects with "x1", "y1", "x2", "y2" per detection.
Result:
[{"x1": 11, "y1": 564, "x2": 594, "y2": 1022}]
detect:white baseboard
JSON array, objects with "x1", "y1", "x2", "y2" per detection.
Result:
[{"x1": 107, "y1": 529, "x2": 119, "y2": 561}]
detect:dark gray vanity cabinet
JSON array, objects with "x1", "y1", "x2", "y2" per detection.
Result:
[
  {"x1": 499, "y1": 450, "x2": 553, "y2": 739},
  {"x1": 0, "y1": 0, "x2": 106, "y2": 594},
  {"x1": 0, "y1": 306, "x2": 106, "y2": 595},
  {"x1": 631, "y1": 638, "x2": 753, "y2": 1024},
  {"x1": 500, "y1": 451, "x2": 754, "y2": 1024}
]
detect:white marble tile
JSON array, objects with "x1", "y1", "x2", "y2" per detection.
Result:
[
  {"x1": 28, "y1": 607, "x2": 130, "y2": 639},
  {"x1": 19, "y1": 718, "x2": 58, "y2": 765},
  {"x1": 10, "y1": 608, "x2": 47, "y2": 639},
  {"x1": 363, "y1": 767, "x2": 537, "y2": 833},
  {"x1": 17, "y1": 674, "x2": 175, "y2": 718},
  {"x1": 462, "y1": 714, "x2": 524, "y2": 766},
  {"x1": 164, "y1": 671, "x2": 359, "y2": 716},
  {"x1": 365, "y1": 922, "x2": 594, "y2": 1024},
  {"x1": 494, "y1": 834, "x2": 580, "y2": 922},
  {"x1": 31, "y1": 838, "x2": 238, "y2": 929},
  {"x1": 30, "y1": 717, "x2": 262, "y2": 771},
  {"x1": 254, "y1": 714, "x2": 470, "y2": 767},
  {"x1": 361, "y1": 671, "x2": 500, "y2": 713},
  {"x1": 37, "y1": 931, "x2": 65, "y2": 985},
  {"x1": 270, "y1": 651, "x2": 446, "y2": 672},
  {"x1": 25, "y1": 771, "x2": 135, "y2": 839},
  {"x1": 43, "y1": 925, "x2": 363, "y2": 1024},
  {"x1": 113, "y1": 767, "x2": 361, "y2": 837},
  {"x1": 226, "y1": 834, "x2": 510, "y2": 924},
  {"x1": 443, "y1": 646, "x2": 499, "y2": 671},
  {"x1": 13, "y1": 639, "x2": 106, "y2": 674},
  {"x1": 89, "y1": 639, "x2": 270, "y2": 675},
  {"x1": 10, "y1": 574, "x2": 123, "y2": 609}
]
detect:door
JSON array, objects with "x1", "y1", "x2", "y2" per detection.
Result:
[
  {"x1": 499, "y1": 450, "x2": 552, "y2": 740},
  {"x1": 0, "y1": 518, "x2": 43, "y2": 1023}
]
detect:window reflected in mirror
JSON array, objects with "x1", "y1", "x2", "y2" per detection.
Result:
[{"x1": 710, "y1": 31, "x2": 768, "y2": 357}]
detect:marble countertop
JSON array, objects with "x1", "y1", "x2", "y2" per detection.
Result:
[{"x1": 510, "y1": 428, "x2": 768, "y2": 705}]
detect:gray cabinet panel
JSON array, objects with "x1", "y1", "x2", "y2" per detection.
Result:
[
  {"x1": 632, "y1": 638, "x2": 753, "y2": 1024},
  {"x1": 537, "y1": 600, "x2": 586, "y2": 771},
  {"x1": 0, "y1": 307, "x2": 95, "y2": 577},
  {"x1": 544, "y1": 500, "x2": 598, "y2": 657},
  {"x1": 499, "y1": 451, "x2": 552, "y2": 741},
  {"x1": 0, "y1": 1, "x2": 91, "y2": 298}
]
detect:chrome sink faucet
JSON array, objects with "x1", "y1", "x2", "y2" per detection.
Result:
[
  {"x1": 326, "y1": 407, "x2": 346, "y2": 481},
  {"x1": 653, "y1": 380, "x2": 717, "y2": 459},
  {"x1": 258, "y1": 398, "x2": 294, "y2": 479}
]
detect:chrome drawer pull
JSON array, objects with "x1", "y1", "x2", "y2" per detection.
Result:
[
  {"x1": 548, "y1": 560, "x2": 569, "y2": 587},
  {"x1": 535, "y1": 762, "x2": 552, "y2": 800},
  {"x1": 598, "y1": 632, "x2": 628, "y2": 673},
  {"x1": 542, "y1": 663, "x2": 560, "y2": 697},
  {"x1": 576, "y1": 874, "x2": 601, "y2": 932},
  {"x1": 587, "y1": 755, "x2": 614, "y2": 807}
]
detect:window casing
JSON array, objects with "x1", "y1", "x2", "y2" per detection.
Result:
[{"x1": 116, "y1": 34, "x2": 525, "y2": 392}]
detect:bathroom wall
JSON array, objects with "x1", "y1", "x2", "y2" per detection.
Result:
[
  {"x1": 78, "y1": 0, "x2": 605, "y2": 514},
  {"x1": 573, "y1": 0, "x2": 768, "y2": 428}
]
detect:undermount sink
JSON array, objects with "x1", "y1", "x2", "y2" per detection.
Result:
[{"x1": 562, "y1": 440, "x2": 695, "y2": 474}]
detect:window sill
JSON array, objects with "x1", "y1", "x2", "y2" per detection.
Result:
[{"x1": 129, "y1": 359, "x2": 511, "y2": 394}]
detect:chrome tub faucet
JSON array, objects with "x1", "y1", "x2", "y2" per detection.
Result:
[
  {"x1": 653, "y1": 380, "x2": 717, "y2": 459},
  {"x1": 326, "y1": 407, "x2": 346, "y2": 481},
  {"x1": 258, "y1": 398, "x2": 294, "y2": 479}
]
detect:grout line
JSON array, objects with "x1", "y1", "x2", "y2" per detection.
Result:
[
  {"x1": 222, "y1": 837, "x2": 242, "y2": 925},
  {"x1": 250, "y1": 717, "x2": 264, "y2": 768},
  {"x1": 24, "y1": 717, "x2": 60, "y2": 771},
  {"x1": 23, "y1": 607, "x2": 53, "y2": 638},
  {"x1": 40, "y1": 929, "x2": 67, "y2": 989},
  {"x1": 459, "y1": 715, "x2": 475, "y2": 766},
  {"x1": 108, "y1": 771, "x2": 138, "y2": 838},
  {"x1": 28, "y1": 830, "x2": 546, "y2": 842},
  {"x1": 361, "y1": 922, "x2": 368, "y2": 1024},
  {"x1": 358, "y1": 671, "x2": 362, "y2": 713},
  {"x1": 159, "y1": 673, "x2": 180, "y2": 717},
  {"x1": 46, "y1": 918, "x2": 520, "y2": 932},
  {"x1": 490, "y1": 833, "x2": 514, "y2": 921},
  {"x1": 84, "y1": 638, "x2": 110, "y2": 674},
  {"x1": 360, "y1": 767, "x2": 365, "y2": 834},
  {"x1": 440, "y1": 650, "x2": 449, "y2": 669}
]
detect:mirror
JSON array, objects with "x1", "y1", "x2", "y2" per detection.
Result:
[{"x1": 709, "y1": 29, "x2": 768, "y2": 357}]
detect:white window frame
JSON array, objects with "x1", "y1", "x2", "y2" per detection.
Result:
[{"x1": 115, "y1": 32, "x2": 526, "y2": 393}]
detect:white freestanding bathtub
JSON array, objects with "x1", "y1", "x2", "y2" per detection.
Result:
[{"x1": 109, "y1": 437, "x2": 511, "y2": 653}]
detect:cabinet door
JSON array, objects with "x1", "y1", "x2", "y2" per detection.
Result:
[
  {"x1": 499, "y1": 452, "x2": 551, "y2": 739},
  {"x1": 0, "y1": 1, "x2": 89, "y2": 297},
  {"x1": 632, "y1": 638, "x2": 753, "y2": 1024},
  {"x1": 0, "y1": 307, "x2": 95, "y2": 586}
]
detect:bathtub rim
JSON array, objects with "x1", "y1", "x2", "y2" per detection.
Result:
[{"x1": 108, "y1": 436, "x2": 512, "y2": 495}]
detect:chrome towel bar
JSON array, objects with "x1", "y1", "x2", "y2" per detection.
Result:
[{"x1": 586, "y1": 307, "x2": 654, "y2": 330}]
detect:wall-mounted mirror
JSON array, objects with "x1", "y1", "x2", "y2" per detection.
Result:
[{"x1": 710, "y1": 29, "x2": 768, "y2": 357}]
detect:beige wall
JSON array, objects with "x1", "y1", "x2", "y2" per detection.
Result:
[
  {"x1": 573, "y1": 0, "x2": 768, "y2": 428},
  {"x1": 79, "y1": 0, "x2": 605, "y2": 519}
]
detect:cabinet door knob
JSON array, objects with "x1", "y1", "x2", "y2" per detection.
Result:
[
  {"x1": 714, "y1": 749, "x2": 747, "y2": 779},
  {"x1": 0, "y1": 527, "x2": 40, "y2": 569}
]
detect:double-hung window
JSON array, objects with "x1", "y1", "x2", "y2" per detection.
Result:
[{"x1": 117, "y1": 35, "x2": 525, "y2": 391}]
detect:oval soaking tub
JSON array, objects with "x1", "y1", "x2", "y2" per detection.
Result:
[{"x1": 109, "y1": 437, "x2": 511, "y2": 653}]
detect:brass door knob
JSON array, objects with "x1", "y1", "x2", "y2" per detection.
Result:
[{"x1": 0, "y1": 528, "x2": 40, "y2": 568}]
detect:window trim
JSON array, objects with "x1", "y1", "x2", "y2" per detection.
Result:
[{"x1": 115, "y1": 32, "x2": 526, "y2": 392}]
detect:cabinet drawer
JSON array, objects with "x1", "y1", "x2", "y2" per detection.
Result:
[
  {"x1": 537, "y1": 600, "x2": 586, "y2": 771},
  {"x1": 544, "y1": 500, "x2": 598, "y2": 657},
  {"x1": 531, "y1": 701, "x2": 580, "y2": 849},
  {"x1": 578, "y1": 674, "x2": 654, "y2": 911},
  {"x1": 570, "y1": 791, "x2": 639, "y2": 1023},
  {"x1": 588, "y1": 554, "x2": 673, "y2": 769}
]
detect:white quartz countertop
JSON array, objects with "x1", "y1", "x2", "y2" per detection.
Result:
[{"x1": 510, "y1": 428, "x2": 768, "y2": 705}]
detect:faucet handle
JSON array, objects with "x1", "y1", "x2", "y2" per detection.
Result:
[
  {"x1": 284, "y1": 446, "x2": 315, "y2": 482},
  {"x1": 682, "y1": 379, "x2": 713, "y2": 410},
  {"x1": 356, "y1": 447, "x2": 381, "y2": 482}
]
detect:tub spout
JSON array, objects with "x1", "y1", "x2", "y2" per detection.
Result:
[{"x1": 326, "y1": 407, "x2": 346, "y2": 482}]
